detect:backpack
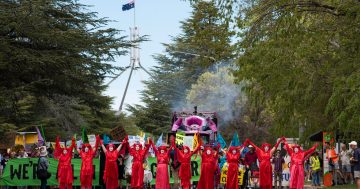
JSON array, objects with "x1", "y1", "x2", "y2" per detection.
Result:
[{"x1": 37, "y1": 157, "x2": 51, "y2": 179}]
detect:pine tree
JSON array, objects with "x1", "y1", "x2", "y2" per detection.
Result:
[{"x1": 0, "y1": 0, "x2": 136, "y2": 138}]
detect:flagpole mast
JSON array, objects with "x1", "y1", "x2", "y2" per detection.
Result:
[{"x1": 133, "y1": 0, "x2": 136, "y2": 27}]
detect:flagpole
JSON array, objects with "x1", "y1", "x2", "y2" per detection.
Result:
[{"x1": 133, "y1": 0, "x2": 136, "y2": 27}]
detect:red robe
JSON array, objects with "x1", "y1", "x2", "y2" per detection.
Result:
[
  {"x1": 284, "y1": 143, "x2": 317, "y2": 189},
  {"x1": 176, "y1": 146, "x2": 199, "y2": 189},
  {"x1": 58, "y1": 151, "x2": 74, "y2": 184},
  {"x1": 197, "y1": 148, "x2": 218, "y2": 189},
  {"x1": 103, "y1": 148, "x2": 119, "y2": 189},
  {"x1": 225, "y1": 150, "x2": 241, "y2": 189},
  {"x1": 254, "y1": 148, "x2": 272, "y2": 189},
  {"x1": 80, "y1": 141, "x2": 99, "y2": 188},
  {"x1": 80, "y1": 150, "x2": 95, "y2": 187},
  {"x1": 129, "y1": 144, "x2": 150, "y2": 189},
  {"x1": 153, "y1": 146, "x2": 171, "y2": 189},
  {"x1": 55, "y1": 138, "x2": 75, "y2": 187}
]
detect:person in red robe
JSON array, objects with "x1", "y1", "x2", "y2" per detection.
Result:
[
  {"x1": 100, "y1": 138, "x2": 126, "y2": 189},
  {"x1": 151, "y1": 143, "x2": 172, "y2": 189},
  {"x1": 127, "y1": 139, "x2": 152, "y2": 189},
  {"x1": 76, "y1": 135, "x2": 100, "y2": 189},
  {"x1": 197, "y1": 145, "x2": 219, "y2": 189},
  {"x1": 246, "y1": 138, "x2": 283, "y2": 189},
  {"x1": 175, "y1": 145, "x2": 200, "y2": 189},
  {"x1": 55, "y1": 136, "x2": 75, "y2": 189},
  {"x1": 222, "y1": 145, "x2": 245, "y2": 189},
  {"x1": 283, "y1": 137, "x2": 319, "y2": 189}
]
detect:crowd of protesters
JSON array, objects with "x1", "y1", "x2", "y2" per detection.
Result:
[{"x1": 1, "y1": 138, "x2": 360, "y2": 189}]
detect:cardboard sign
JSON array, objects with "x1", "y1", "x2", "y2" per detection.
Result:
[{"x1": 220, "y1": 163, "x2": 245, "y2": 184}]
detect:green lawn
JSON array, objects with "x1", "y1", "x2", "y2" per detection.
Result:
[{"x1": 330, "y1": 184, "x2": 357, "y2": 188}]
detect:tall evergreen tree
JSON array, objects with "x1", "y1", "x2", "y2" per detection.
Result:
[{"x1": 0, "y1": 0, "x2": 136, "y2": 138}]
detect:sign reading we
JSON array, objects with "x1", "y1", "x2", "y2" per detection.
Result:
[{"x1": 0, "y1": 158, "x2": 99, "y2": 186}]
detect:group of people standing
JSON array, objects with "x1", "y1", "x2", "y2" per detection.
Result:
[
  {"x1": 37, "y1": 135, "x2": 321, "y2": 189},
  {"x1": 99, "y1": 136, "x2": 318, "y2": 189},
  {"x1": 38, "y1": 136, "x2": 360, "y2": 189}
]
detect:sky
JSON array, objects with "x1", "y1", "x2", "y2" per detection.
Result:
[{"x1": 79, "y1": 0, "x2": 192, "y2": 112}]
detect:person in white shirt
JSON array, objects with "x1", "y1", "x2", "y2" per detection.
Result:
[{"x1": 340, "y1": 144, "x2": 353, "y2": 184}]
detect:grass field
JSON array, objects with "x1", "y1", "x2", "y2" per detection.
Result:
[{"x1": 330, "y1": 184, "x2": 357, "y2": 188}]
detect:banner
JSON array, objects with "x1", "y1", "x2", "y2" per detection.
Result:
[
  {"x1": 175, "y1": 131, "x2": 185, "y2": 145},
  {"x1": 0, "y1": 158, "x2": 99, "y2": 186},
  {"x1": 147, "y1": 156, "x2": 201, "y2": 185},
  {"x1": 220, "y1": 163, "x2": 245, "y2": 184}
]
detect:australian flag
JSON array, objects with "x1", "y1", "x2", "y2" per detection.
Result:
[{"x1": 122, "y1": 1, "x2": 135, "y2": 11}]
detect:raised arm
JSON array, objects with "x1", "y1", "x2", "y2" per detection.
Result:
[
  {"x1": 93, "y1": 135, "x2": 100, "y2": 152},
  {"x1": 69, "y1": 137, "x2": 76, "y2": 151},
  {"x1": 247, "y1": 139, "x2": 261, "y2": 153},
  {"x1": 116, "y1": 143, "x2": 123, "y2": 152},
  {"x1": 304, "y1": 143, "x2": 319, "y2": 157},
  {"x1": 283, "y1": 138, "x2": 293, "y2": 156},
  {"x1": 190, "y1": 145, "x2": 201, "y2": 156},
  {"x1": 100, "y1": 140, "x2": 107, "y2": 153},
  {"x1": 151, "y1": 142, "x2": 158, "y2": 156},
  {"x1": 54, "y1": 136, "x2": 62, "y2": 159},
  {"x1": 270, "y1": 138, "x2": 283, "y2": 156}
]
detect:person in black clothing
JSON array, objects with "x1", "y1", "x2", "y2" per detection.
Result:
[{"x1": 38, "y1": 146, "x2": 50, "y2": 189}]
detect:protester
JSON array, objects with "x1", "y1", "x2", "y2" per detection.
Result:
[
  {"x1": 222, "y1": 145, "x2": 245, "y2": 189},
  {"x1": 326, "y1": 142, "x2": 344, "y2": 185},
  {"x1": 175, "y1": 145, "x2": 200, "y2": 189},
  {"x1": 340, "y1": 143, "x2": 353, "y2": 184},
  {"x1": 310, "y1": 151, "x2": 321, "y2": 186},
  {"x1": 246, "y1": 138, "x2": 282, "y2": 189},
  {"x1": 283, "y1": 138, "x2": 319, "y2": 189},
  {"x1": 126, "y1": 138, "x2": 152, "y2": 189},
  {"x1": 77, "y1": 135, "x2": 100, "y2": 189},
  {"x1": 243, "y1": 144, "x2": 258, "y2": 187},
  {"x1": 197, "y1": 145, "x2": 219, "y2": 189},
  {"x1": 151, "y1": 142, "x2": 172, "y2": 189},
  {"x1": 169, "y1": 135, "x2": 180, "y2": 189},
  {"x1": 55, "y1": 136, "x2": 76, "y2": 189},
  {"x1": 101, "y1": 137, "x2": 126, "y2": 189},
  {"x1": 349, "y1": 141, "x2": 360, "y2": 189},
  {"x1": 118, "y1": 154, "x2": 126, "y2": 189},
  {"x1": 272, "y1": 150, "x2": 285, "y2": 189},
  {"x1": 37, "y1": 146, "x2": 50, "y2": 189}
]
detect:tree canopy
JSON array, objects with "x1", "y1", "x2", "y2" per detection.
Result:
[{"x1": 0, "y1": 0, "x2": 136, "y2": 139}]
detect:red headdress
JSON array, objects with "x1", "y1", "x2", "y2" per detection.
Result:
[
  {"x1": 291, "y1": 144, "x2": 302, "y2": 152},
  {"x1": 158, "y1": 145, "x2": 168, "y2": 154},
  {"x1": 261, "y1": 143, "x2": 272, "y2": 151},
  {"x1": 133, "y1": 143, "x2": 143, "y2": 150},
  {"x1": 106, "y1": 143, "x2": 115, "y2": 151},
  {"x1": 82, "y1": 143, "x2": 92, "y2": 152},
  {"x1": 182, "y1": 146, "x2": 191, "y2": 153},
  {"x1": 229, "y1": 146, "x2": 238, "y2": 152},
  {"x1": 204, "y1": 146, "x2": 213, "y2": 155}
]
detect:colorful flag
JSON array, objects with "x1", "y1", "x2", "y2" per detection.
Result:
[
  {"x1": 156, "y1": 133, "x2": 163, "y2": 147},
  {"x1": 192, "y1": 132, "x2": 203, "y2": 150},
  {"x1": 40, "y1": 126, "x2": 46, "y2": 143},
  {"x1": 217, "y1": 132, "x2": 227, "y2": 149},
  {"x1": 103, "y1": 134, "x2": 111, "y2": 144},
  {"x1": 122, "y1": 1, "x2": 135, "y2": 11},
  {"x1": 82, "y1": 128, "x2": 89, "y2": 144},
  {"x1": 36, "y1": 127, "x2": 44, "y2": 146},
  {"x1": 229, "y1": 132, "x2": 240, "y2": 147}
]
